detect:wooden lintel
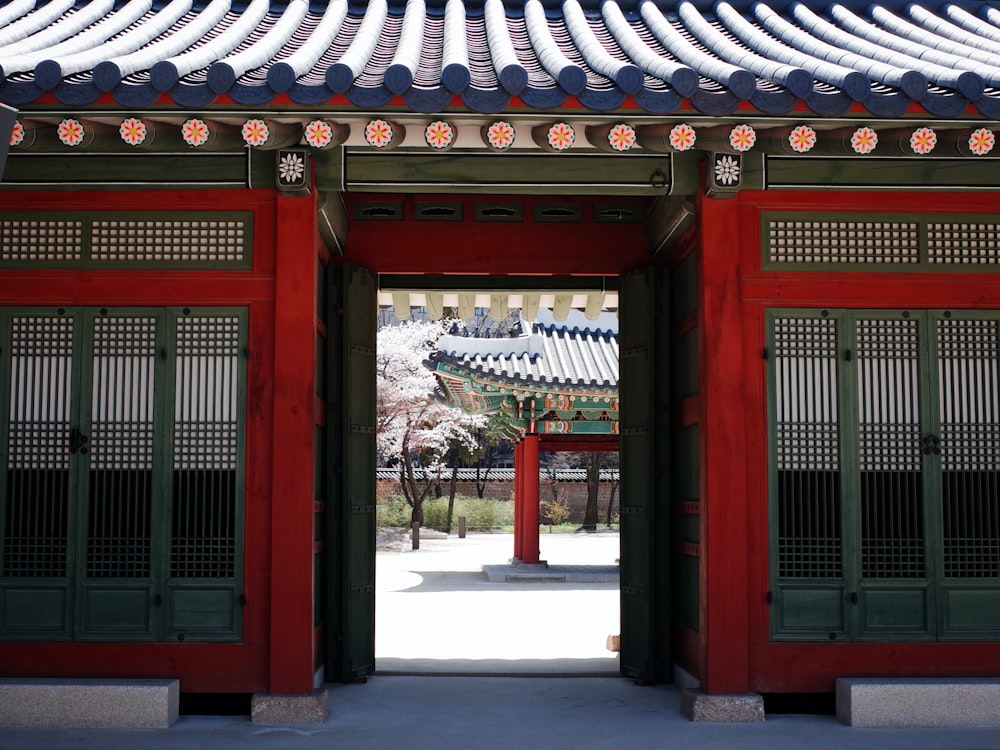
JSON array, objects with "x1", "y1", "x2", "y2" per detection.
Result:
[
  {"x1": 318, "y1": 191, "x2": 348, "y2": 256},
  {"x1": 647, "y1": 195, "x2": 696, "y2": 257}
]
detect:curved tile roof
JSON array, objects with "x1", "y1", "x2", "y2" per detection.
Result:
[
  {"x1": 433, "y1": 322, "x2": 619, "y2": 390},
  {"x1": 3, "y1": 0, "x2": 1000, "y2": 117}
]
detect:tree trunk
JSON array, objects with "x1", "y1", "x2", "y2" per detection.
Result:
[
  {"x1": 581, "y1": 451, "x2": 601, "y2": 531},
  {"x1": 446, "y1": 449, "x2": 459, "y2": 533},
  {"x1": 605, "y1": 480, "x2": 619, "y2": 526}
]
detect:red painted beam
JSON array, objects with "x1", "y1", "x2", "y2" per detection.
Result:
[
  {"x1": 748, "y1": 642, "x2": 1000, "y2": 694},
  {"x1": 538, "y1": 437, "x2": 619, "y2": 452},
  {"x1": 343, "y1": 194, "x2": 649, "y2": 276},
  {"x1": 0, "y1": 643, "x2": 268, "y2": 693}
]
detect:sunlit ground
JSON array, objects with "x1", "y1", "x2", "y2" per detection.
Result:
[{"x1": 376, "y1": 531, "x2": 621, "y2": 673}]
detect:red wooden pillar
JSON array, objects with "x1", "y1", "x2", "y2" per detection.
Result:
[
  {"x1": 514, "y1": 440, "x2": 524, "y2": 561},
  {"x1": 269, "y1": 189, "x2": 320, "y2": 694},
  {"x1": 521, "y1": 433, "x2": 541, "y2": 565},
  {"x1": 697, "y1": 193, "x2": 750, "y2": 694}
]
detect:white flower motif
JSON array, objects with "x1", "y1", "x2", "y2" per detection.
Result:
[
  {"x1": 714, "y1": 155, "x2": 741, "y2": 186},
  {"x1": 278, "y1": 152, "x2": 306, "y2": 184}
]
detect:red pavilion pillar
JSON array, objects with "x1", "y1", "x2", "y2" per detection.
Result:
[
  {"x1": 521, "y1": 432, "x2": 541, "y2": 565},
  {"x1": 514, "y1": 440, "x2": 524, "y2": 561}
]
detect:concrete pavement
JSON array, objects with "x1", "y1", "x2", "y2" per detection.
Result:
[
  {"x1": 4, "y1": 532, "x2": 1000, "y2": 748},
  {"x1": 4, "y1": 676, "x2": 1000, "y2": 750}
]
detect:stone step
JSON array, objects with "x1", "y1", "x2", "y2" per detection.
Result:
[
  {"x1": 482, "y1": 563, "x2": 619, "y2": 583},
  {"x1": 837, "y1": 677, "x2": 1000, "y2": 728},
  {"x1": 0, "y1": 678, "x2": 179, "y2": 729}
]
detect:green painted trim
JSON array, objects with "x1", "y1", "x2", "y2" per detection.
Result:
[
  {"x1": 766, "y1": 156, "x2": 1000, "y2": 190},
  {"x1": 344, "y1": 152, "x2": 674, "y2": 196},
  {"x1": 1, "y1": 153, "x2": 249, "y2": 188}
]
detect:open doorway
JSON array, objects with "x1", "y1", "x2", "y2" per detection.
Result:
[
  {"x1": 324, "y1": 194, "x2": 672, "y2": 685},
  {"x1": 372, "y1": 296, "x2": 623, "y2": 674}
]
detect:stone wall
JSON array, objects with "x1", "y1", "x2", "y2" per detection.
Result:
[{"x1": 376, "y1": 479, "x2": 621, "y2": 525}]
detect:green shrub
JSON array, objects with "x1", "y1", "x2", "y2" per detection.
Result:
[
  {"x1": 376, "y1": 494, "x2": 411, "y2": 528},
  {"x1": 377, "y1": 492, "x2": 514, "y2": 532},
  {"x1": 420, "y1": 495, "x2": 514, "y2": 532}
]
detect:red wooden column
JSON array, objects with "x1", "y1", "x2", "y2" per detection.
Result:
[
  {"x1": 269, "y1": 188, "x2": 320, "y2": 695},
  {"x1": 514, "y1": 440, "x2": 524, "y2": 561},
  {"x1": 697, "y1": 192, "x2": 750, "y2": 694},
  {"x1": 521, "y1": 433, "x2": 541, "y2": 565}
]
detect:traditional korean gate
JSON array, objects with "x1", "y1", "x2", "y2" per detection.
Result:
[
  {"x1": 618, "y1": 268, "x2": 671, "y2": 681},
  {"x1": 326, "y1": 265, "x2": 377, "y2": 680},
  {"x1": 0, "y1": 306, "x2": 246, "y2": 641},
  {"x1": 768, "y1": 309, "x2": 1000, "y2": 641}
]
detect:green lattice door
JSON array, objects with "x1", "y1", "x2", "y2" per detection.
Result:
[
  {"x1": 768, "y1": 310, "x2": 1000, "y2": 641},
  {"x1": 0, "y1": 307, "x2": 246, "y2": 641}
]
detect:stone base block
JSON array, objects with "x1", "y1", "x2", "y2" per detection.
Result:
[
  {"x1": 681, "y1": 689, "x2": 765, "y2": 722},
  {"x1": 0, "y1": 678, "x2": 179, "y2": 729},
  {"x1": 837, "y1": 678, "x2": 1000, "y2": 728},
  {"x1": 251, "y1": 688, "x2": 329, "y2": 724}
]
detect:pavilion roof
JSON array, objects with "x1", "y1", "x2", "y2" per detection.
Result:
[
  {"x1": 431, "y1": 320, "x2": 619, "y2": 392},
  {"x1": 3, "y1": 0, "x2": 1000, "y2": 118}
]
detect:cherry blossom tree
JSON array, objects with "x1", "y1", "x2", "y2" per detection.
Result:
[{"x1": 376, "y1": 320, "x2": 485, "y2": 527}]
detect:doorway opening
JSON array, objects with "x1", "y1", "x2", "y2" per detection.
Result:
[
  {"x1": 325, "y1": 193, "x2": 672, "y2": 685},
  {"x1": 372, "y1": 291, "x2": 623, "y2": 674}
]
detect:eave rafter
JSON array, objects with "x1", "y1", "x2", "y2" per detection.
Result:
[{"x1": 8, "y1": 113, "x2": 998, "y2": 159}]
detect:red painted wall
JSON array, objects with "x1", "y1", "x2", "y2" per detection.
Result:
[
  {"x1": 0, "y1": 189, "x2": 282, "y2": 693},
  {"x1": 698, "y1": 189, "x2": 1000, "y2": 694}
]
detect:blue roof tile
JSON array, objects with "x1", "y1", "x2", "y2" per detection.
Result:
[{"x1": 2, "y1": 0, "x2": 999, "y2": 116}]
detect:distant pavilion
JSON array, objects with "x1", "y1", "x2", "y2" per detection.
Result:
[{"x1": 429, "y1": 311, "x2": 619, "y2": 563}]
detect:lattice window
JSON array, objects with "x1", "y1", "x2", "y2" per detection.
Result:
[
  {"x1": 856, "y1": 318, "x2": 925, "y2": 579},
  {"x1": 773, "y1": 316, "x2": 842, "y2": 578},
  {"x1": 0, "y1": 219, "x2": 83, "y2": 262},
  {"x1": 170, "y1": 315, "x2": 241, "y2": 579},
  {"x1": 0, "y1": 213, "x2": 251, "y2": 267},
  {"x1": 3, "y1": 316, "x2": 74, "y2": 577},
  {"x1": 85, "y1": 316, "x2": 157, "y2": 579},
  {"x1": 938, "y1": 317, "x2": 1000, "y2": 578},
  {"x1": 768, "y1": 220, "x2": 920, "y2": 265},
  {"x1": 928, "y1": 224, "x2": 1000, "y2": 265},
  {"x1": 91, "y1": 220, "x2": 247, "y2": 263}
]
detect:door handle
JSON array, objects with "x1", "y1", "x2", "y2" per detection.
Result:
[
  {"x1": 921, "y1": 434, "x2": 940, "y2": 455},
  {"x1": 68, "y1": 427, "x2": 89, "y2": 455}
]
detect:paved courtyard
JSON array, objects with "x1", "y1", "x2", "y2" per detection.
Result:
[{"x1": 376, "y1": 530, "x2": 621, "y2": 674}]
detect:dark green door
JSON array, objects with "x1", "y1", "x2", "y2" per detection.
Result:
[
  {"x1": 768, "y1": 309, "x2": 1000, "y2": 641},
  {"x1": 326, "y1": 265, "x2": 377, "y2": 680},
  {"x1": 0, "y1": 307, "x2": 246, "y2": 641},
  {"x1": 618, "y1": 268, "x2": 671, "y2": 681}
]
